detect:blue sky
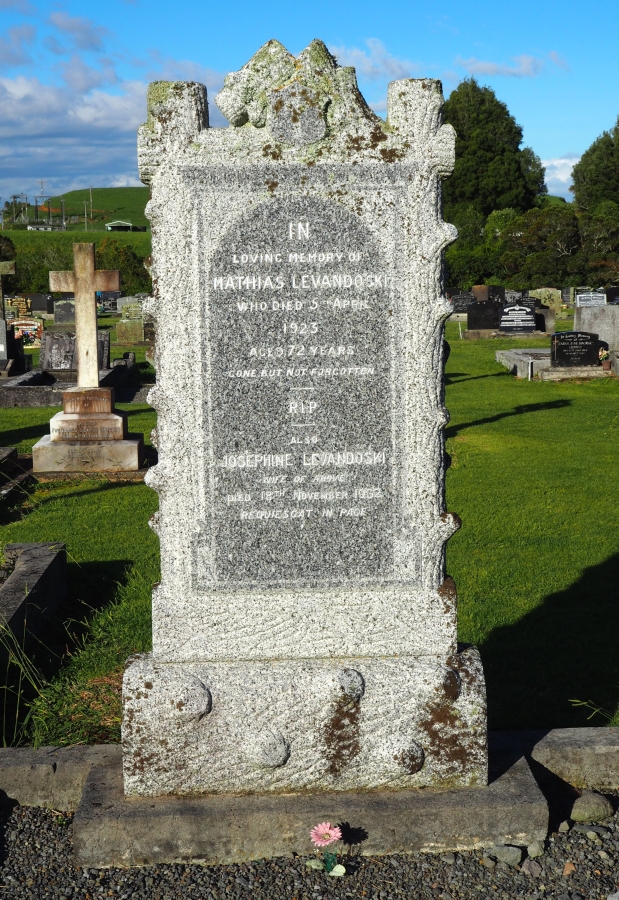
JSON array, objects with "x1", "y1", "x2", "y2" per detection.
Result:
[{"x1": 1, "y1": 0, "x2": 617, "y2": 203}]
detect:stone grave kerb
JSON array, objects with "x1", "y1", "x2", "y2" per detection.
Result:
[{"x1": 124, "y1": 38, "x2": 487, "y2": 797}]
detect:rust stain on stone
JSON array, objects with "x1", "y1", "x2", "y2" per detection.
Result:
[{"x1": 323, "y1": 691, "x2": 361, "y2": 777}]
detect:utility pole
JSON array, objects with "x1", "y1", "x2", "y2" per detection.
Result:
[
  {"x1": 90, "y1": 185, "x2": 93, "y2": 221},
  {"x1": 61, "y1": 198, "x2": 65, "y2": 228},
  {"x1": 84, "y1": 200, "x2": 88, "y2": 232}
]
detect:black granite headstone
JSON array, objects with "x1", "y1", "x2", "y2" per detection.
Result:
[
  {"x1": 467, "y1": 300, "x2": 502, "y2": 330},
  {"x1": 605, "y1": 287, "x2": 619, "y2": 304},
  {"x1": 27, "y1": 293, "x2": 54, "y2": 314},
  {"x1": 450, "y1": 293, "x2": 474, "y2": 313},
  {"x1": 499, "y1": 304, "x2": 536, "y2": 333},
  {"x1": 551, "y1": 332, "x2": 600, "y2": 367}
]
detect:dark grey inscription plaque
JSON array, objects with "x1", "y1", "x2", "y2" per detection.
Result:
[{"x1": 208, "y1": 199, "x2": 395, "y2": 587}]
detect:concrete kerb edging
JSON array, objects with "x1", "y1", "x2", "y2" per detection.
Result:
[{"x1": 0, "y1": 728, "x2": 616, "y2": 866}]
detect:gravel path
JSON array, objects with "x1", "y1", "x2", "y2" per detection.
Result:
[{"x1": 2, "y1": 804, "x2": 619, "y2": 900}]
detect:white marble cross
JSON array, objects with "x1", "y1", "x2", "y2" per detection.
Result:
[{"x1": 49, "y1": 243, "x2": 119, "y2": 387}]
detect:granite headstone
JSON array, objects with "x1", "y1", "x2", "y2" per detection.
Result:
[
  {"x1": 450, "y1": 293, "x2": 474, "y2": 313},
  {"x1": 122, "y1": 39, "x2": 487, "y2": 799},
  {"x1": 551, "y1": 331, "x2": 601, "y2": 367},
  {"x1": 39, "y1": 330, "x2": 110, "y2": 372},
  {"x1": 576, "y1": 291, "x2": 606, "y2": 308},
  {"x1": 54, "y1": 299, "x2": 75, "y2": 324},
  {"x1": 499, "y1": 303, "x2": 536, "y2": 333},
  {"x1": 467, "y1": 300, "x2": 502, "y2": 330},
  {"x1": 472, "y1": 285, "x2": 505, "y2": 303}
]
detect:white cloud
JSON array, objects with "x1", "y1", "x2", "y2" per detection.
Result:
[
  {"x1": 60, "y1": 54, "x2": 118, "y2": 92},
  {"x1": 48, "y1": 11, "x2": 110, "y2": 52},
  {"x1": 548, "y1": 51, "x2": 570, "y2": 72},
  {"x1": 329, "y1": 39, "x2": 416, "y2": 81},
  {"x1": 0, "y1": 24, "x2": 35, "y2": 68},
  {"x1": 542, "y1": 154, "x2": 580, "y2": 199},
  {"x1": 455, "y1": 54, "x2": 544, "y2": 78}
]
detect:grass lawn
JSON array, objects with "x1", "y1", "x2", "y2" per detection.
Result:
[
  {"x1": 1, "y1": 325, "x2": 618, "y2": 744},
  {"x1": 445, "y1": 323, "x2": 619, "y2": 729}
]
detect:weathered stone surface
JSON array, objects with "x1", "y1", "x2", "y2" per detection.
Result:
[
  {"x1": 62, "y1": 387, "x2": 114, "y2": 415},
  {"x1": 127, "y1": 38, "x2": 484, "y2": 797},
  {"x1": 570, "y1": 790, "x2": 613, "y2": 823},
  {"x1": 0, "y1": 745, "x2": 118, "y2": 812},
  {"x1": 490, "y1": 727, "x2": 619, "y2": 791},
  {"x1": 49, "y1": 411, "x2": 127, "y2": 442},
  {"x1": 32, "y1": 434, "x2": 143, "y2": 472},
  {"x1": 575, "y1": 306, "x2": 619, "y2": 350},
  {"x1": 74, "y1": 754, "x2": 546, "y2": 867},
  {"x1": 0, "y1": 543, "x2": 67, "y2": 654},
  {"x1": 123, "y1": 646, "x2": 486, "y2": 795}
]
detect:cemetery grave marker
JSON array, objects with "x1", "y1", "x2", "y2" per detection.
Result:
[
  {"x1": 575, "y1": 291, "x2": 606, "y2": 308},
  {"x1": 551, "y1": 331, "x2": 602, "y2": 367},
  {"x1": 122, "y1": 39, "x2": 487, "y2": 801},
  {"x1": 467, "y1": 299, "x2": 502, "y2": 330},
  {"x1": 32, "y1": 244, "x2": 143, "y2": 472},
  {"x1": 499, "y1": 304, "x2": 535, "y2": 333}
]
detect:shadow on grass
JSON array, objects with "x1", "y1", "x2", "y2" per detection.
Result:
[
  {"x1": 481, "y1": 552, "x2": 619, "y2": 730},
  {"x1": 0, "y1": 421, "x2": 52, "y2": 447},
  {"x1": 446, "y1": 399, "x2": 572, "y2": 440},
  {"x1": 0, "y1": 480, "x2": 150, "y2": 528},
  {"x1": 445, "y1": 371, "x2": 512, "y2": 385},
  {"x1": 0, "y1": 558, "x2": 133, "y2": 745}
]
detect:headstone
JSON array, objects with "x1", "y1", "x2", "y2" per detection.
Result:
[
  {"x1": 54, "y1": 299, "x2": 75, "y2": 324},
  {"x1": 574, "y1": 306, "x2": 619, "y2": 350},
  {"x1": 25, "y1": 293, "x2": 54, "y2": 314},
  {"x1": 0, "y1": 319, "x2": 7, "y2": 364},
  {"x1": 33, "y1": 244, "x2": 143, "y2": 473},
  {"x1": 504, "y1": 290, "x2": 524, "y2": 305},
  {"x1": 450, "y1": 293, "x2": 474, "y2": 313},
  {"x1": 39, "y1": 330, "x2": 111, "y2": 372},
  {"x1": 604, "y1": 287, "x2": 619, "y2": 305},
  {"x1": 561, "y1": 287, "x2": 573, "y2": 306},
  {"x1": 499, "y1": 304, "x2": 535, "y2": 333},
  {"x1": 551, "y1": 332, "x2": 601, "y2": 367},
  {"x1": 467, "y1": 300, "x2": 502, "y2": 330},
  {"x1": 575, "y1": 291, "x2": 606, "y2": 308},
  {"x1": 117, "y1": 303, "x2": 145, "y2": 343},
  {"x1": 472, "y1": 285, "x2": 505, "y2": 303},
  {"x1": 0, "y1": 259, "x2": 16, "y2": 320},
  {"x1": 122, "y1": 40, "x2": 487, "y2": 800},
  {"x1": 528, "y1": 288, "x2": 563, "y2": 312}
]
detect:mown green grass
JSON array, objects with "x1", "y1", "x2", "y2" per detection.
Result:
[
  {"x1": 445, "y1": 323, "x2": 619, "y2": 729},
  {"x1": 2, "y1": 326, "x2": 619, "y2": 743}
]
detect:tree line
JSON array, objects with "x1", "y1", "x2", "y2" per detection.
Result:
[
  {"x1": 0, "y1": 236, "x2": 152, "y2": 297},
  {"x1": 442, "y1": 79, "x2": 619, "y2": 290}
]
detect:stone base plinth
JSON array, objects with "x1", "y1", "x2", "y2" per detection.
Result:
[
  {"x1": 73, "y1": 751, "x2": 547, "y2": 868},
  {"x1": 32, "y1": 434, "x2": 144, "y2": 472},
  {"x1": 49, "y1": 411, "x2": 127, "y2": 442},
  {"x1": 122, "y1": 647, "x2": 487, "y2": 797}
]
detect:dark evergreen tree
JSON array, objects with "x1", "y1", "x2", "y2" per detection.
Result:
[
  {"x1": 571, "y1": 118, "x2": 619, "y2": 212},
  {"x1": 442, "y1": 78, "x2": 546, "y2": 221}
]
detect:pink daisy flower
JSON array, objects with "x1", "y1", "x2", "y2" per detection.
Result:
[{"x1": 310, "y1": 822, "x2": 342, "y2": 847}]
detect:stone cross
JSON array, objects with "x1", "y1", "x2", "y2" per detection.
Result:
[
  {"x1": 49, "y1": 244, "x2": 119, "y2": 387},
  {"x1": 0, "y1": 260, "x2": 15, "y2": 320}
]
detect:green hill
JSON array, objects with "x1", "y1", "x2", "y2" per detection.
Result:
[{"x1": 51, "y1": 186, "x2": 149, "y2": 230}]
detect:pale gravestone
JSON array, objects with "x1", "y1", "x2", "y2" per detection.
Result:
[
  {"x1": 0, "y1": 260, "x2": 16, "y2": 320},
  {"x1": 123, "y1": 39, "x2": 487, "y2": 797},
  {"x1": 116, "y1": 302, "x2": 144, "y2": 344},
  {"x1": 32, "y1": 244, "x2": 143, "y2": 471}
]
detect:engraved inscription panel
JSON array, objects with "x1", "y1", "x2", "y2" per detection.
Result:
[{"x1": 207, "y1": 199, "x2": 396, "y2": 586}]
